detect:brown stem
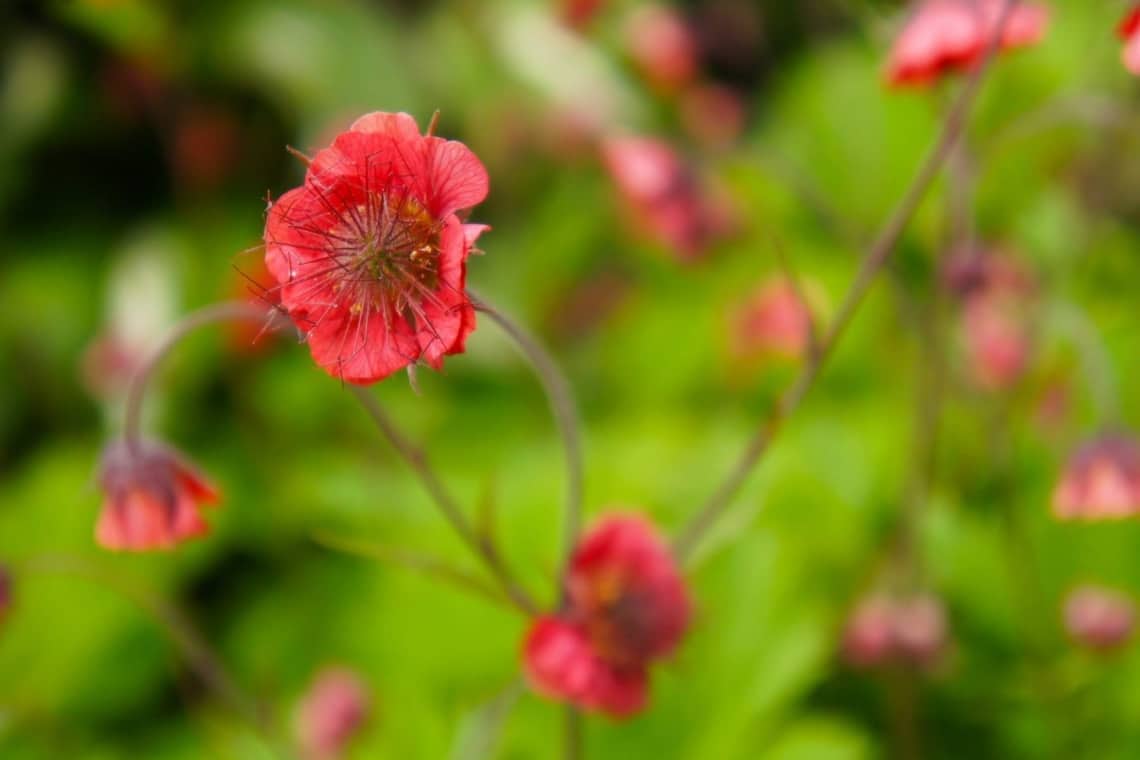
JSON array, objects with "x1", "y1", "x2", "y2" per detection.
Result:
[
  {"x1": 349, "y1": 385, "x2": 539, "y2": 615},
  {"x1": 123, "y1": 301, "x2": 278, "y2": 456},
  {"x1": 564, "y1": 706, "x2": 583, "y2": 760},
  {"x1": 673, "y1": 0, "x2": 1018, "y2": 562},
  {"x1": 471, "y1": 297, "x2": 584, "y2": 607}
]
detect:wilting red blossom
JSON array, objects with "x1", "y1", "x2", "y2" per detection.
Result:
[
  {"x1": 1053, "y1": 433, "x2": 1140, "y2": 521},
  {"x1": 523, "y1": 514, "x2": 691, "y2": 718},
  {"x1": 729, "y1": 279, "x2": 815, "y2": 362},
  {"x1": 96, "y1": 439, "x2": 220, "y2": 551},
  {"x1": 1064, "y1": 586, "x2": 1136, "y2": 651},
  {"x1": 842, "y1": 592, "x2": 948, "y2": 669},
  {"x1": 264, "y1": 111, "x2": 490, "y2": 384},
  {"x1": 1120, "y1": 8, "x2": 1140, "y2": 75},
  {"x1": 601, "y1": 136, "x2": 728, "y2": 260},
  {"x1": 625, "y1": 4, "x2": 698, "y2": 93},
  {"x1": 296, "y1": 667, "x2": 370, "y2": 760},
  {"x1": 886, "y1": 0, "x2": 1049, "y2": 88},
  {"x1": 679, "y1": 83, "x2": 746, "y2": 150}
]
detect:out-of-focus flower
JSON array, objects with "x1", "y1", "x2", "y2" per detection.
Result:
[
  {"x1": 96, "y1": 439, "x2": 220, "y2": 551},
  {"x1": 1064, "y1": 586, "x2": 1135, "y2": 651},
  {"x1": 264, "y1": 112, "x2": 489, "y2": 385},
  {"x1": 601, "y1": 136, "x2": 730, "y2": 260},
  {"x1": 1120, "y1": 8, "x2": 1140, "y2": 75},
  {"x1": 841, "y1": 592, "x2": 949, "y2": 669},
  {"x1": 560, "y1": 0, "x2": 605, "y2": 30},
  {"x1": 886, "y1": 0, "x2": 1049, "y2": 88},
  {"x1": 171, "y1": 105, "x2": 240, "y2": 192},
  {"x1": 523, "y1": 514, "x2": 691, "y2": 718},
  {"x1": 624, "y1": 4, "x2": 698, "y2": 93},
  {"x1": 729, "y1": 278, "x2": 816, "y2": 363},
  {"x1": 296, "y1": 667, "x2": 371, "y2": 760},
  {"x1": 1053, "y1": 433, "x2": 1140, "y2": 521},
  {"x1": 678, "y1": 83, "x2": 746, "y2": 150}
]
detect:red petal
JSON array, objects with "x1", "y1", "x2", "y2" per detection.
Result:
[
  {"x1": 300, "y1": 298, "x2": 420, "y2": 385},
  {"x1": 349, "y1": 111, "x2": 421, "y2": 140},
  {"x1": 420, "y1": 137, "x2": 490, "y2": 219},
  {"x1": 416, "y1": 216, "x2": 474, "y2": 367}
]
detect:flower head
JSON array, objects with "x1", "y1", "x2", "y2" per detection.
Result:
[
  {"x1": 841, "y1": 592, "x2": 948, "y2": 669},
  {"x1": 1064, "y1": 586, "x2": 1135, "y2": 651},
  {"x1": 601, "y1": 136, "x2": 727, "y2": 260},
  {"x1": 296, "y1": 667, "x2": 371, "y2": 760},
  {"x1": 729, "y1": 278, "x2": 815, "y2": 362},
  {"x1": 96, "y1": 439, "x2": 220, "y2": 551},
  {"x1": 523, "y1": 514, "x2": 691, "y2": 718},
  {"x1": 264, "y1": 112, "x2": 490, "y2": 384},
  {"x1": 1053, "y1": 433, "x2": 1140, "y2": 521},
  {"x1": 624, "y1": 4, "x2": 698, "y2": 93},
  {"x1": 1120, "y1": 8, "x2": 1140, "y2": 75},
  {"x1": 886, "y1": 0, "x2": 1049, "y2": 89}
]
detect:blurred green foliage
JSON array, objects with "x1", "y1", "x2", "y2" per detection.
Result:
[{"x1": 2, "y1": 0, "x2": 1140, "y2": 758}]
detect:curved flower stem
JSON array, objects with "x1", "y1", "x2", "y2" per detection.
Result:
[
  {"x1": 470, "y1": 296, "x2": 584, "y2": 607},
  {"x1": 672, "y1": 0, "x2": 1017, "y2": 563},
  {"x1": 348, "y1": 385, "x2": 540, "y2": 616},
  {"x1": 17, "y1": 554, "x2": 265, "y2": 730},
  {"x1": 123, "y1": 301, "x2": 279, "y2": 456},
  {"x1": 1050, "y1": 300, "x2": 1121, "y2": 425},
  {"x1": 564, "y1": 706, "x2": 583, "y2": 760}
]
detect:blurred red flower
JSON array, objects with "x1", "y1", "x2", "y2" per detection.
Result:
[
  {"x1": 96, "y1": 439, "x2": 220, "y2": 551},
  {"x1": 1064, "y1": 586, "x2": 1135, "y2": 651},
  {"x1": 561, "y1": 0, "x2": 605, "y2": 30},
  {"x1": 523, "y1": 514, "x2": 691, "y2": 718},
  {"x1": 886, "y1": 0, "x2": 1049, "y2": 88},
  {"x1": 296, "y1": 667, "x2": 371, "y2": 760},
  {"x1": 842, "y1": 592, "x2": 948, "y2": 669},
  {"x1": 1053, "y1": 433, "x2": 1140, "y2": 520},
  {"x1": 264, "y1": 112, "x2": 490, "y2": 384},
  {"x1": 729, "y1": 278, "x2": 815, "y2": 363},
  {"x1": 624, "y1": 4, "x2": 698, "y2": 93},
  {"x1": 1119, "y1": 7, "x2": 1140, "y2": 75},
  {"x1": 601, "y1": 136, "x2": 729, "y2": 260}
]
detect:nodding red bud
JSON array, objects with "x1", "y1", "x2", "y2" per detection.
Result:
[
  {"x1": 263, "y1": 111, "x2": 489, "y2": 385},
  {"x1": 522, "y1": 513, "x2": 691, "y2": 718},
  {"x1": 1053, "y1": 433, "x2": 1140, "y2": 521},
  {"x1": 1119, "y1": 8, "x2": 1140, "y2": 75},
  {"x1": 96, "y1": 439, "x2": 220, "y2": 552},
  {"x1": 1064, "y1": 586, "x2": 1136, "y2": 651},
  {"x1": 624, "y1": 4, "x2": 698, "y2": 93},
  {"x1": 729, "y1": 278, "x2": 816, "y2": 363},
  {"x1": 885, "y1": 0, "x2": 1049, "y2": 89},
  {"x1": 296, "y1": 667, "x2": 371, "y2": 760},
  {"x1": 841, "y1": 592, "x2": 948, "y2": 669}
]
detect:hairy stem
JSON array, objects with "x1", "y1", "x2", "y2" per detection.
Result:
[
  {"x1": 471, "y1": 297, "x2": 584, "y2": 607},
  {"x1": 349, "y1": 385, "x2": 539, "y2": 615},
  {"x1": 673, "y1": 0, "x2": 1017, "y2": 562},
  {"x1": 123, "y1": 301, "x2": 278, "y2": 456}
]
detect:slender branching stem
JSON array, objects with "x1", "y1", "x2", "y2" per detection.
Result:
[
  {"x1": 123, "y1": 301, "x2": 279, "y2": 456},
  {"x1": 673, "y1": 0, "x2": 1018, "y2": 562},
  {"x1": 471, "y1": 296, "x2": 584, "y2": 607},
  {"x1": 349, "y1": 385, "x2": 540, "y2": 615}
]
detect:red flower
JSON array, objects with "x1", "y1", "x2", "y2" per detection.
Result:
[
  {"x1": 1053, "y1": 434, "x2": 1140, "y2": 521},
  {"x1": 96, "y1": 439, "x2": 220, "y2": 551},
  {"x1": 522, "y1": 514, "x2": 691, "y2": 718},
  {"x1": 1119, "y1": 8, "x2": 1140, "y2": 75},
  {"x1": 264, "y1": 112, "x2": 490, "y2": 384},
  {"x1": 1064, "y1": 586, "x2": 1135, "y2": 651},
  {"x1": 841, "y1": 592, "x2": 948, "y2": 669},
  {"x1": 886, "y1": 0, "x2": 1049, "y2": 88},
  {"x1": 601, "y1": 136, "x2": 728, "y2": 260},
  {"x1": 624, "y1": 4, "x2": 699, "y2": 93},
  {"x1": 729, "y1": 278, "x2": 815, "y2": 362},
  {"x1": 295, "y1": 667, "x2": 371, "y2": 760}
]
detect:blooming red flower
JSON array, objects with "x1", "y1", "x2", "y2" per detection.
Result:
[
  {"x1": 1119, "y1": 8, "x2": 1140, "y2": 75},
  {"x1": 1053, "y1": 434, "x2": 1140, "y2": 520},
  {"x1": 1064, "y1": 586, "x2": 1135, "y2": 651},
  {"x1": 885, "y1": 0, "x2": 1049, "y2": 88},
  {"x1": 296, "y1": 667, "x2": 371, "y2": 760},
  {"x1": 264, "y1": 112, "x2": 490, "y2": 384},
  {"x1": 96, "y1": 439, "x2": 220, "y2": 551},
  {"x1": 841, "y1": 592, "x2": 948, "y2": 669},
  {"x1": 729, "y1": 278, "x2": 815, "y2": 362},
  {"x1": 601, "y1": 136, "x2": 728, "y2": 260},
  {"x1": 624, "y1": 4, "x2": 698, "y2": 93},
  {"x1": 522, "y1": 514, "x2": 691, "y2": 718}
]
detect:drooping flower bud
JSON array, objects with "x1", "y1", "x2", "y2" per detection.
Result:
[
  {"x1": 1064, "y1": 586, "x2": 1135, "y2": 651},
  {"x1": 295, "y1": 667, "x2": 371, "y2": 760},
  {"x1": 1053, "y1": 433, "x2": 1140, "y2": 521},
  {"x1": 841, "y1": 592, "x2": 949, "y2": 669}
]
